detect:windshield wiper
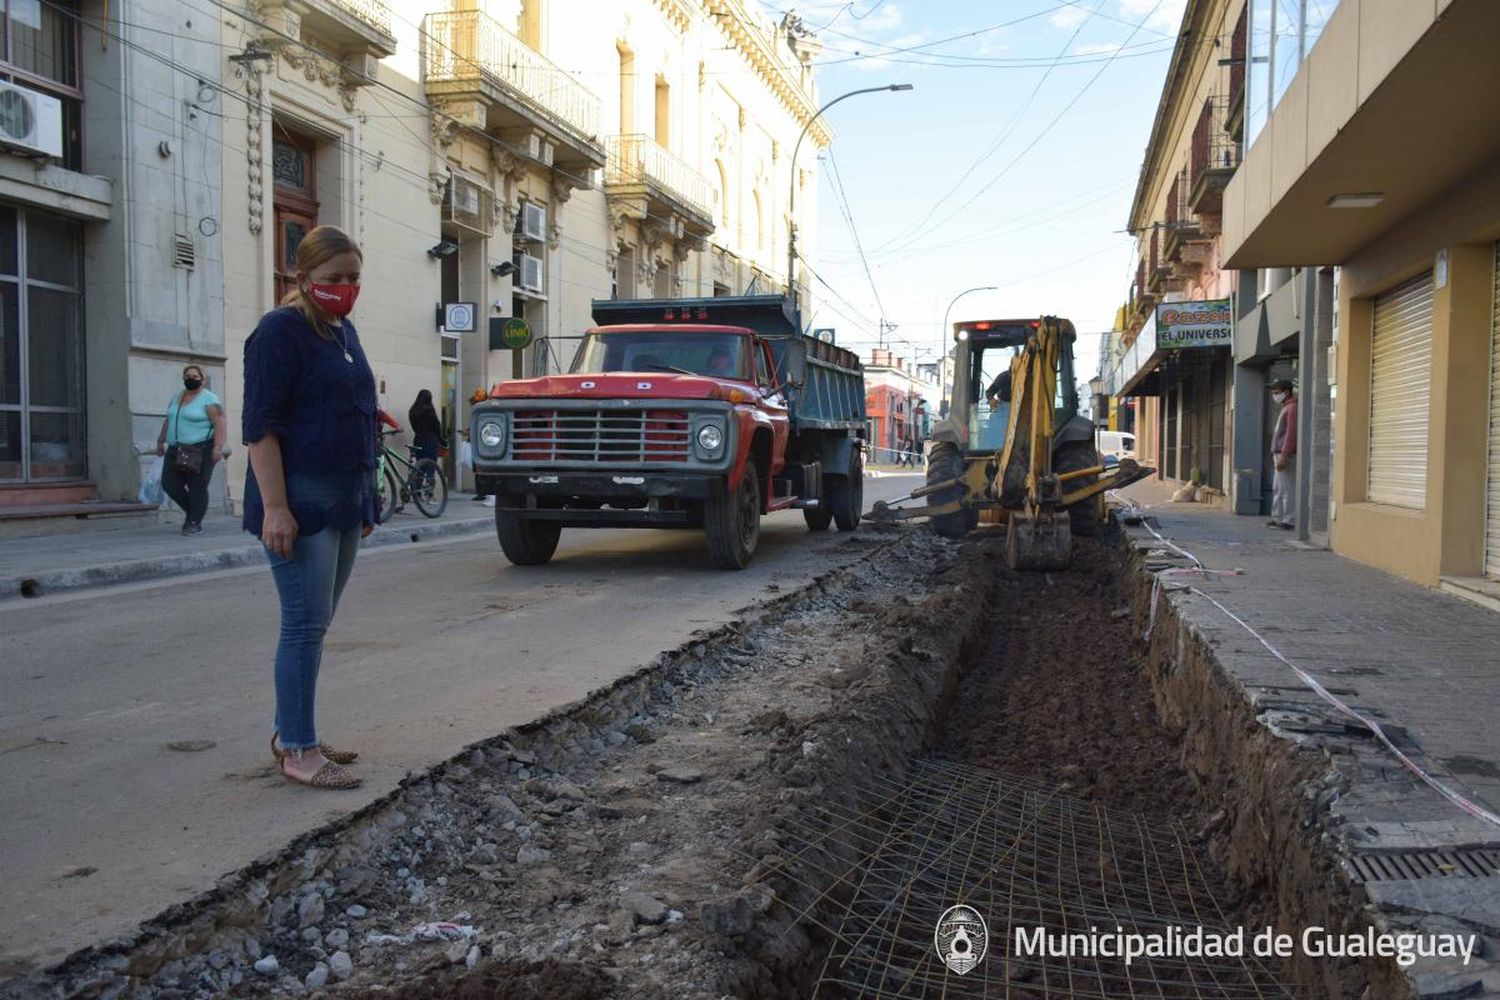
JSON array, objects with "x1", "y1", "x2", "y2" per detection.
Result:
[{"x1": 641, "y1": 363, "x2": 699, "y2": 376}]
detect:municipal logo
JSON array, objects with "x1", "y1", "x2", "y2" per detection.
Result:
[{"x1": 934, "y1": 904, "x2": 988, "y2": 975}]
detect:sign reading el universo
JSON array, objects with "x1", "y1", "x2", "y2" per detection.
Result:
[{"x1": 1156, "y1": 298, "x2": 1233, "y2": 349}]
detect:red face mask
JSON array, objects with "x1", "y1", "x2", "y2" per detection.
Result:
[{"x1": 307, "y1": 282, "x2": 360, "y2": 317}]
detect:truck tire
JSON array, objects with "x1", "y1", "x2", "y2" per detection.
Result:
[
  {"x1": 496, "y1": 507, "x2": 562, "y2": 566},
  {"x1": 827, "y1": 450, "x2": 864, "y2": 532},
  {"x1": 1055, "y1": 441, "x2": 1103, "y2": 537},
  {"x1": 926, "y1": 441, "x2": 977, "y2": 539},
  {"x1": 705, "y1": 465, "x2": 760, "y2": 569},
  {"x1": 803, "y1": 505, "x2": 833, "y2": 531}
]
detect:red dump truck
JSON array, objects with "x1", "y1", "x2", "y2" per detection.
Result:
[{"x1": 471, "y1": 295, "x2": 867, "y2": 569}]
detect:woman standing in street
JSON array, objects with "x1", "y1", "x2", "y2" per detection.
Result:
[
  {"x1": 407, "y1": 388, "x2": 446, "y2": 490},
  {"x1": 242, "y1": 225, "x2": 375, "y2": 790},
  {"x1": 156, "y1": 365, "x2": 228, "y2": 534}
]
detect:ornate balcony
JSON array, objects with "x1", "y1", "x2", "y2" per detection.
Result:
[
  {"x1": 604, "y1": 135, "x2": 715, "y2": 240},
  {"x1": 423, "y1": 9, "x2": 605, "y2": 171},
  {"x1": 258, "y1": 0, "x2": 396, "y2": 62},
  {"x1": 1190, "y1": 95, "x2": 1241, "y2": 218}
]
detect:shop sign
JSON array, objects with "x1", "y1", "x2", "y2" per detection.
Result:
[{"x1": 1156, "y1": 299, "x2": 1232, "y2": 349}]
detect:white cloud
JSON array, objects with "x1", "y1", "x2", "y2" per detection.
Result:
[
  {"x1": 857, "y1": 2, "x2": 903, "y2": 34},
  {"x1": 1049, "y1": 7, "x2": 1089, "y2": 30},
  {"x1": 1075, "y1": 41, "x2": 1124, "y2": 56},
  {"x1": 1119, "y1": 0, "x2": 1189, "y2": 35},
  {"x1": 845, "y1": 30, "x2": 927, "y2": 72}
]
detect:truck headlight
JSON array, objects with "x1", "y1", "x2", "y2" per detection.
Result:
[
  {"x1": 478, "y1": 417, "x2": 506, "y2": 452},
  {"x1": 696, "y1": 424, "x2": 724, "y2": 452}
]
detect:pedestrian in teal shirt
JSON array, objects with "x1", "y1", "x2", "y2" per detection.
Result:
[{"x1": 155, "y1": 364, "x2": 229, "y2": 534}]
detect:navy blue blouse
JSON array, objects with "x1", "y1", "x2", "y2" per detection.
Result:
[{"x1": 241, "y1": 306, "x2": 378, "y2": 537}]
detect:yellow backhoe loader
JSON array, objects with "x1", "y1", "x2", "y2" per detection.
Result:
[{"x1": 869, "y1": 315, "x2": 1153, "y2": 569}]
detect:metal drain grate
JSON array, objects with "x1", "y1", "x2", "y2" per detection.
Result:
[
  {"x1": 771, "y1": 759, "x2": 1292, "y2": 998},
  {"x1": 1347, "y1": 849, "x2": 1500, "y2": 883}
]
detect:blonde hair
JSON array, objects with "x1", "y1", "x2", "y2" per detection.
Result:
[{"x1": 280, "y1": 225, "x2": 363, "y2": 337}]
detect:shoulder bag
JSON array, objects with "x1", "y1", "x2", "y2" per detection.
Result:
[{"x1": 170, "y1": 397, "x2": 205, "y2": 476}]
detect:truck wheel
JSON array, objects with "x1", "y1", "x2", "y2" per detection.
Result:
[
  {"x1": 803, "y1": 505, "x2": 833, "y2": 531},
  {"x1": 496, "y1": 507, "x2": 561, "y2": 565},
  {"x1": 827, "y1": 450, "x2": 864, "y2": 532},
  {"x1": 926, "y1": 441, "x2": 977, "y2": 539},
  {"x1": 705, "y1": 465, "x2": 760, "y2": 569},
  {"x1": 1055, "y1": 442, "x2": 1103, "y2": 537}
]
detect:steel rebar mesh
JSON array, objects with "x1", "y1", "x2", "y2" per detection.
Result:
[{"x1": 767, "y1": 759, "x2": 1293, "y2": 998}]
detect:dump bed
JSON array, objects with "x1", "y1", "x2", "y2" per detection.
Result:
[{"x1": 590, "y1": 295, "x2": 866, "y2": 434}]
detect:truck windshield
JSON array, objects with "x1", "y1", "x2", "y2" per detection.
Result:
[{"x1": 571, "y1": 332, "x2": 749, "y2": 379}]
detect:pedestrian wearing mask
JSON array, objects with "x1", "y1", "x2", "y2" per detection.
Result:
[
  {"x1": 156, "y1": 365, "x2": 228, "y2": 534},
  {"x1": 242, "y1": 224, "x2": 376, "y2": 790},
  {"x1": 1267, "y1": 378, "x2": 1298, "y2": 530}
]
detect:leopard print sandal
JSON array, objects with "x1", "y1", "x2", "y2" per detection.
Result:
[{"x1": 271, "y1": 733, "x2": 359, "y2": 766}]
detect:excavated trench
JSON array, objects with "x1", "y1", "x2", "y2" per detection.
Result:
[{"x1": 3, "y1": 525, "x2": 1386, "y2": 1000}]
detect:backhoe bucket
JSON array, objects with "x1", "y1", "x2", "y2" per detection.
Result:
[{"x1": 1005, "y1": 510, "x2": 1071, "y2": 571}]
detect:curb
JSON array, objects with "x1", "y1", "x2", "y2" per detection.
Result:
[{"x1": 0, "y1": 515, "x2": 495, "y2": 602}]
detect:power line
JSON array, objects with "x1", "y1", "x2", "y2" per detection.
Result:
[
  {"x1": 823, "y1": 145, "x2": 886, "y2": 330},
  {"x1": 878, "y1": 0, "x2": 1172, "y2": 258}
]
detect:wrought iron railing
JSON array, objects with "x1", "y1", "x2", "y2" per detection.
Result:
[
  {"x1": 423, "y1": 10, "x2": 601, "y2": 142},
  {"x1": 605, "y1": 134, "x2": 713, "y2": 223},
  {"x1": 329, "y1": 0, "x2": 392, "y2": 36},
  {"x1": 1192, "y1": 94, "x2": 1241, "y2": 182}
]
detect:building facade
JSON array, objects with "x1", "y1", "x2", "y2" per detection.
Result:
[
  {"x1": 1221, "y1": 0, "x2": 1500, "y2": 596},
  {"x1": 1, "y1": 0, "x2": 826, "y2": 527},
  {"x1": 864, "y1": 347, "x2": 933, "y2": 463},
  {"x1": 1107, "y1": 0, "x2": 1246, "y2": 504}
]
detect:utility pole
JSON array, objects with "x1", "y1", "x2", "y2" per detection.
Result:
[{"x1": 878, "y1": 319, "x2": 897, "y2": 348}]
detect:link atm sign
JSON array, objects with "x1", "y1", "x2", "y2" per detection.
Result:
[{"x1": 1156, "y1": 299, "x2": 1232, "y2": 349}]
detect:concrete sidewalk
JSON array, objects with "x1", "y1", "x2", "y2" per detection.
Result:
[
  {"x1": 1117, "y1": 482, "x2": 1500, "y2": 996},
  {"x1": 0, "y1": 499, "x2": 497, "y2": 601}
]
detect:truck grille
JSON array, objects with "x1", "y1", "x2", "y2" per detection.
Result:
[{"x1": 512, "y1": 409, "x2": 692, "y2": 463}]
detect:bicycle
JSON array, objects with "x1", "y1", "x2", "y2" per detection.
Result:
[{"x1": 377, "y1": 429, "x2": 449, "y2": 521}]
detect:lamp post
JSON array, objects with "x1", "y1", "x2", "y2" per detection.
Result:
[
  {"x1": 786, "y1": 83, "x2": 913, "y2": 311},
  {"x1": 939, "y1": 285, "x2": 996, "y2": 414}
]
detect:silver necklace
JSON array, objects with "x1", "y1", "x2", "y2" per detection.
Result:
[{"x1": 334, "y1": 324, "x2": 352, "y2": 363}]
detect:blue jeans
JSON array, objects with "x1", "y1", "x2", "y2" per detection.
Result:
[{"x1": 267, "y1": 521, "x2": 361, "y2": 750}]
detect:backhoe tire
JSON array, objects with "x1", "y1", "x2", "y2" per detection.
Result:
[
  {"x1": 496, "y1": 507, "x2": 561, "y2": 566},
  {"x1": 803, "y1": 505, "x2": 833, "y2": 531},
  {"x1": 827, "y1": 450, "x2": 864, "y2": 532},
  {"x1": 705, "y1": 465, "x2": 760, "y2": 569},
  {"x1": 1055, "y1": 442, "x2": 1104, "y2": 537},
  {"x1": 926, "y1": 441, "x2": 977, "y2": 539}
]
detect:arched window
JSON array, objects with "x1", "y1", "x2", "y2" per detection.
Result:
[
  {"x1": 753, "y1": 189, "x2": 765, "y2": 250},
  {"x1": 715, "y1": 160, "x2": 729, "y2": 227}
]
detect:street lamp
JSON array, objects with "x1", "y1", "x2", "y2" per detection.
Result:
[
  {"x1": 786, "y1": 83, "x2": 914, "y2": 311},
  {"x1": 939, "y1": 285, "x2": 996, "y2": 412}
]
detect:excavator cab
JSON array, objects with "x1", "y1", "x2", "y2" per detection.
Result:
[{"x1": 868, "y1": 316, "x2": 1153, "y2": 569}]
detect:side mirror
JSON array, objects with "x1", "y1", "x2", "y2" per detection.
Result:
[{"x1": 779, "y1": 340, "x2": 808, "y2": 391}]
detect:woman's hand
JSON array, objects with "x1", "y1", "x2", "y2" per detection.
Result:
[
  {"x1": 262, "y1": 505, "x2": 299, "y2": 559},
  {"x1": 361, "y1": 522, "x2": 375, "y2": 539}
]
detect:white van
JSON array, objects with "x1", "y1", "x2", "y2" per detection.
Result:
[{"x1": 1096, "y1": 430, "x2": 1136, "y2": 465}]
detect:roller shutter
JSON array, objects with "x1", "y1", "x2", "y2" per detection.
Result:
[
  {"x1": 1486, "y1": 244, "x2": 1500, "y2": 578},
  {"x1": 1367, "y1": 272, "x2": 1433, "y2": 509}
]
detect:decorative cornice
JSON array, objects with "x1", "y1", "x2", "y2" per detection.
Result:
[
  {"x1": 278, "y1": 46, "x2": 358, "y2": 113},
  {"x1": 702, "y1": 0, "x2": 832, "y2": 146},
  {"x1": 653, "y1": 0, "x2": 692, "y2": 33}
]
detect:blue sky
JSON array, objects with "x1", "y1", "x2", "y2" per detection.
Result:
[{"x1": 764, "y1": 0, "x2": 1189, "y2": 379}]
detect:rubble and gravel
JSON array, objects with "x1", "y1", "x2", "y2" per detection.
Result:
[{"x1": 2, "y1": 529, "x2": 993, "y2": 999}]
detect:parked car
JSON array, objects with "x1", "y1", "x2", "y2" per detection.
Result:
[{"x1": 1096, "y1": 430, "x2": 1136, "y2": 467}]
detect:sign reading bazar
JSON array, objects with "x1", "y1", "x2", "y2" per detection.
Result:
[{"x1": 1155, "y1": 298, "x2": 1232, "y2": 350}]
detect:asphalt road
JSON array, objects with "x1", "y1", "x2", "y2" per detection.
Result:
[{"x1": 0, "y1": 474, "x2": 922, "y2": 973}]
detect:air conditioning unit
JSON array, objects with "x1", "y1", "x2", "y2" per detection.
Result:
[
  {"x1": 517, "y1": 202, "x2": 546, "y2": 243},
  {"x1": 513, "y1": 251, "x2": 544, "y2": 294},
  {"x1": 0, "y1": 82, "x2": 63, "y2": 159},
  {"x1": 443, "y1": 174, "x2": 492, "y2": 236}
]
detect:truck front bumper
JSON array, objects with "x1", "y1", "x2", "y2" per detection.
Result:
[{"x1": 477, "y1": 470, "x2": 724, "y2": 528}]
